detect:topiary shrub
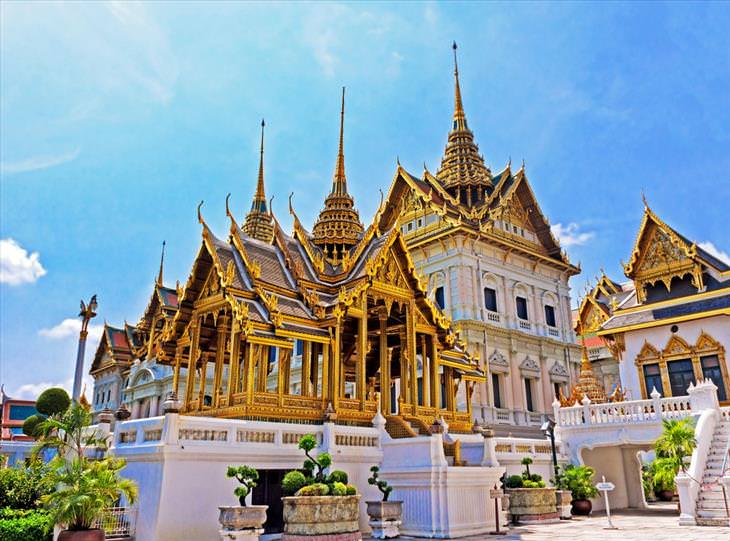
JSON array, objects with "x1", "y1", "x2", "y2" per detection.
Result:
[
  {"x1": 345, "y1": 484, "x2": 357, "y2": 496},
  {"x1": 331, "y1": 482, "x2": 348, "y2": 496},
  {"x1": 283, "y1": 471, "x2": 308, "y2": 496},
  {"x1": 296, "y1": 483, "x2": 330, "y2": 496},
  {"x1": 505, "y1": 474, "x2": 524, "y2": 489},
  {"x1": 226, "y1": 465, "x2": 259, "y2": 506},
  {"x1": 367, "y1": 465, "x2": 393, "y2": 501},
  {"x1": 36, "y1": 388, "x2": 70, "y2": 417},
  {"x1": 0, "y1": 509, "x2": 52, "y2": 541},
  {"x1": 0, "y1": 461, "x2": 53, "y2": 510},
  {"x1": 327, "y1": 470, "x2": 348, "y2": 485},
  {"x1": 22, "y1": 415, "x2": 44, "y2": 438}
]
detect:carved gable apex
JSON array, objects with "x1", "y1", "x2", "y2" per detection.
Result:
[
  {"x1": 696, "y1": 331, "x2": 721, "y2": 352},
  {"x1": 489, "y1": 349, "x2": 508, "y2": 366},
  {"x1": 201, "y1": 266, "x2": 222, "y2": 298},
  {"x1": 500, "y1": 193, "x2": 533, "y2": 233},
  {"x1": 636, "y1": 341, "x2": 660, "y2": 361},
  {"x1": 663, "y1": 334, "x2": 690, "y2": 356},
  {"x1": 638, "y1": 226, "x2": 689, "y2": 273},
  {"x1": 520, "y1": 356, "x2": 540, "y2": 374},
  {"x1": 374, "y1": 250, "x2": 410, "y2": 291},
  {"x1": 549, "y1": 361, "x2": 570, "y2": 381}
]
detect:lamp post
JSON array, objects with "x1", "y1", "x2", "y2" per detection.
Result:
[
  {"x1": 72, "y1": 295, "x2": 98, "y2": 402},
  {"x1": 541, "y1": 417, "x2": 559, "y2": 481}
]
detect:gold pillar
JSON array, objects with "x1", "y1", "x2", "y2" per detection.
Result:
[
  {"x1": 408, "y1": 302, "x2": 417, "y2": 414},
  {"x1": 256, "y1": 346, "x2": 268, "y2": 392},
  {"x1": 322, "y1": 341, "x2": 329, "y2": 405},
  {"x1": 301, "y1": 341, "x2": 311, "y2": 397},
  {"x1": 420, "y1": 333, "x2": 430, "y2": 408},
  {"x1": 332, "y1": 320, "x2": 341, "y2": 408},
  {"x1": 379, "y1": 309, "x2": 390, "y2": 415},
  {"x1": 312, "y1": 343, "x2": 320, "y2": 398},
  {"x1": 172, "y1": 347, "x2": 183, "y2": 396},
  {"x1": 358, "y1": 296, "x2": 368, "y2": 409},
  {"x1": 246, "y1": 343, "x2": 257, "y2": 404},
  {"x1": 399, "y1": 330, "x2": 408, "y2": 408},
  {"x1": 184, "y1": 318, "x2": 201, "y2": 408},
  {"x1": 213, "y1": 316, "x2": 228, "y2": 407},
  {"x1": 278, "y1": 348, "x2": 291, "y2": 405},
  {"x1": 226, "y1": 326, "x2": 241, "y2": 403},
  {"x1": 430, "y1": 335, "x2": 440, "y2": 410},
  {"x1": 445, "y1": 368, "x2": 455, "y2": 412}
]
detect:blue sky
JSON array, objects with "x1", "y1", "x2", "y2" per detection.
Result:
[{"x1": 1, "y1": 2, "x2": 729, "y2": 399}]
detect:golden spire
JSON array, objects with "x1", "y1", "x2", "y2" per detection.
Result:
[
  {"x1": 333, "y1": 87, "x2": 347, "y2": 195},
  {"x1": 156, "y1": 240, "x2": 166, "y2": 287},
  {"x1": 312, "y1": 87, "x2": 364, "y2": 265},
  {"x1": 243, "y1": 119, "x2": 274, "y2": 243},
  {"x1": 452, "y1": 41, "x2": 466, "y2": 130},
  {"x1": 437, "y1": 42, "x2": 492, "y2": 203},
  {"x1": 560, "y1": 340, "x2": 610, "y2": 406}
]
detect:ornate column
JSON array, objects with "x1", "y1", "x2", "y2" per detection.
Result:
[
  {"x1": 311, "y1": 343, "x2": 320, "y2": 398},
  {"x1": 184, "y1": 317, "x2": 201, "y2": 408},
  {"x1": 408, "y1": 301, "x2": 418, "y2": 413},
  {"x1": 213, "y1": 315, "x2": 228, "y2": 407},
  {"x1": 301, "y1": 341, "x2": 311, "y2": 397},
  {"x1": 321, "y1": 341, "x2": 329, "y2": 405},
  {"x1": 332, "y1": 317, "x2": 342, "y2": 408},
  {"x1": 379, "y1": 308, "x2": 390, "y2": 415},
  {"x1": 421, "y1": 333, "x2": 430, "y2": 407},
  {"x1": 430, "y1": 335, "x2": 440, "y2": 409},
  {"x1": 358, "y1": 295, "x2": 368, "y2": 409},
  {"x1": 172, "y1": 346, "x2": 183, "y2": 396},
  {"x1": 245, "y1": 343, "x2": 257, "y2": 405},
  {"x1": 226, "y1": 324, "x2": 241, "y2": 404},
  {"x1": 198, "y1": 352, "x2": 211, "y2": 406}
]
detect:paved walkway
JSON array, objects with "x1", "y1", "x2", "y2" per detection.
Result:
[{"x1": 367, "y1": 504, "x2": 730, "y2": 541}]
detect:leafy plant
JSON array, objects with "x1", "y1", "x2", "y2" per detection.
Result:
[
  {"x1": 345, "y1": 484, "x2": 357, "y2": 495},
  {"x1": 34, "y1": 403, "x2": 108, "y2": 460},
  {"x1": 296, "y1": 483, "x2": 330, "y2": 496},
  {"x1": 368, "y1": 466, "x2": 393, "y2": 502},
  {"x1": 521, "y1": 457, "x2": 533, "y2": 478},
  {"x1": 42, "y1": 456, "x2": 137, "y2": 531},
  {"x1": 558, "y1": 464, "x2": 598, "y2": 500},
  {"x1": 297, "y1": 434, "x2": 331, "y2": 483},
  {"x1": 282, "y1": 471, "x2": 307, "y2": 496},
  {"x1": 651, "y1": 457, "x2": 679, "y2": 492},
  {"x1": 0, "y1": 509, "x2": 52, "y2": 541},
  {"x1": 226, "y1": 465, "x2": 259, "y2": 506},
  {"x1": 36, "y1": 388, "x2": 70, "y2": 417},
  {"x1": 327, "y1": 470, "x2": 349, "y2": 485},
  {"x1": 22, "y1": 415, "x2": 45, "y2": 438},
  {"x1": 0, "y1": 460, "x2": 54, "y2": 510},
  {"x1": 505, "y1": 475, "x2": 524, "y2": 488}
]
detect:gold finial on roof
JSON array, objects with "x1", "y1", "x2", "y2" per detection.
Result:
[
  {"x1": 452, "y1": 41, "x2": 466, "y2": 128},
  {"x1": 333, "y1": 87, "x2": 347, "y2": 194},
  {"x1": 156, "y1": 240, "x2": 166, "y2": 287},
  {"x1": 243, "y1": 119, "x2": 274, "y2": 243}
]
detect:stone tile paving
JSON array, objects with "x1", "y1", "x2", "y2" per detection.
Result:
[{"x1": 366, "y1": 504, "x2": 730, "y2": 541}]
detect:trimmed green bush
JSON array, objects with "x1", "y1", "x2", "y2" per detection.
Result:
[
  {"x1": 505, "y1": 474, "x2": 524, "y2": 488},
  {"x1": 22, "y1": 415, "x2": 44, "y2": 438},
  {"x1": 327, "y1": 470, "x2": 348, "y2": 484},
  {"x1": 282, "y1": 471, "x2": 307, "y2": 496},
  {"x1": 36, "y1": 388, "x2": 70, "y2": 416},
  {"x1": 0, "y1": 462, "x2": 53, "y2": 510},
  {"x1": 345, "y1": 484, "x2": 357, "y2": 496},
  {"x1": 0, "y1": 508, "x2": 52, "y2": 541},
  {"x1": 331, "y1": 482, "x2": 347, "y2": 496},
  {"x1": 296, "y1": 483, "x2": 330, "y2": 496}
]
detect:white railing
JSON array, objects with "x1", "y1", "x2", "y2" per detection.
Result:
[
  {"x1": 556, "y1": 394, "x2": 692, "y2": 428},
  {"x1": 519, "y1": 320, "x2": 531, "y2": 331},
  {"x1": 113, "y1": 415, "x2": 380, "y2": 450},
  {"x1": 486, "y1": 311, "x2": 501, "y2": 323},
  {"x1": 548, "y1": 327, "x2": 560, "y2": 338},
  {"x1": 494, "y1": 437, "x2": 565, "y2": 460},
  {"x1": 93, "y1": 507, "x2": 136, "y2": 539}
]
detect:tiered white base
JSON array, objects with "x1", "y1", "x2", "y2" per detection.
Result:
[
  {"x1": 368, "y1": 519, "x2": 402, "y2": 539},
  {"x1": 219, "y1": 528, "x2": 263, "y2": 540}
]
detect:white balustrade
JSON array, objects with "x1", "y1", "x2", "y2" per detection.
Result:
[{"x1": 556, "y1": 395, "x2": 694, "y2": 429}]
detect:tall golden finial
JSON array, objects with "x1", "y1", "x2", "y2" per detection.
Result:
[
  {"x1": 333, "y1": 87, "x2": 347, "y2": 195},
  {"x1": 243, "y1": 119, "x2": 274, "y2": 243},
  {"x1": 452, "y1": 41, "x2": 466, "y2": 129},
  {"x1": 156, "y1": 240, "x2": 166, "y2": 287}
]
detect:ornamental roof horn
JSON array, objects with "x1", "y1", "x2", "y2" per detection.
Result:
[
  {"x1": 242, "y1": 119, "x2": 275, "y2": 243},
  {"x1": 311, "y1": 87, "x2": 364, "y2": 264}
]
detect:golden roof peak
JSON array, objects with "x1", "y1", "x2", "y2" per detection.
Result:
[
  {"x1": 156, "y1": 240, "x2": 166, "y2": 287},
  {"x1": 243, "y1": 119, "x2": 274, "y2": 243},
  {"x1": 312, "y1": 88, "x2": 364, "y2": 263},
  {"x1": 452, "y1": 41, "x2": 466, "y2": 129}
]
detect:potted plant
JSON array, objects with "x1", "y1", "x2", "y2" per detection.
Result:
[
  {"x1": 281, "y1": 434, "x2": 360, "y2": 540},
  {"x1": 34, "y1": 392, "x2": 138, "y2": 541},
  {"x1": 218, "y1": 465, "x2": 268, "y2": 535},
  {"x1": 557, "y1": 464, "x2": 598, "y2": 516},
  {"x1": 366, "y1": 466, "x2": 402, "y2": 539},
  {"x1": 651, "y1": 418, "x2": 696, "y2": 507},
  {"x1": 504, "y1": 457, "x2": 557, "y2": 524}
]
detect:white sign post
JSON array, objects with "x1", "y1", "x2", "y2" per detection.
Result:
[{"x1": 595, "y1": 476, "x2": 617, "y2": 530}]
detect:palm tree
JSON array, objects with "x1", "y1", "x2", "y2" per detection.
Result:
[
  {"x1": 654, "y1": 418, "x2": 696, "y2": 473},
  {"x1": 33, "y1": 403, "x2": 108, "y2": 460}
]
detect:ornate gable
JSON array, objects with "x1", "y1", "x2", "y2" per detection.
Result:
[{"x1": 636, "y1": 341, "x2": 660, "y2": 363}]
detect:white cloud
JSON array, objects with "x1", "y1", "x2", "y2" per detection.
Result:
[
  {"x1": 0, "y1": 148, "x2": 80, "y2": 176},
  {"x1": 39, "y1": 318, "x2": 104, "y2": 344},
  {"x1": 0, "y1": 238, "x2": 47, "y2": 285},
  {"x1": 551, "y1": 222, "x2": 595, "y2": 247},
  {"x1": 699, "y1": 241, "x2": 730, "y2": 266},
  {"x1": 11, "y1": 376, "x2": 95, "y2": 401}
]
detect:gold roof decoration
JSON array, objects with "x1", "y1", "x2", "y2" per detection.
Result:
[
  {"x1": 435, "y1": 43, "x2": 492, "y2": 200},
  {"x1": 559, "y1": 343, "x2": 614, "y2": 407},
  {"x1": 311, "y1": 87, "x2": 364, "y2": 263},
  {"x1": 242, "y1": 119, "x2": 275, "y2": 243}
]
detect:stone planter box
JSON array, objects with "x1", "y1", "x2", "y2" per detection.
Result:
[
  {"x1": 219, "y1": 505, "x2": 268, "y2": 540},
  {"x1": 505, "y1": 488, "x2": 558, "y2": 524},
  {"x1": 282, "y1": 495, "x2": 361, "y2": 541},
  {"x1": 366, "y1": 500, "x2": 402, "y2": 539}
]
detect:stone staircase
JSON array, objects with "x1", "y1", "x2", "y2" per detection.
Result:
[{"x1": 696, "y1": 417, "x2": 730, "y2": 526}]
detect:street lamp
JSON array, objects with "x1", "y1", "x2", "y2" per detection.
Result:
[
  {"x1": 72, "y1": 295, "x2": 98, "y2": 402},
  {"x1": 541, "y1": 417, "x2": 559, "y2": 482}
]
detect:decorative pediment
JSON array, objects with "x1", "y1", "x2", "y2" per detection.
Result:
[
  {"x1": 374, "y1": 251, "x2": 409, "y2": 290},
  {"x1": 549, "y1": 361, "x2": 570, "y2": 381},
  {"x1": 636, "y1": 341, "x2": 660, "y2": 362},
  {"x1": 663, "y1": 334, "x2": 691, "y2": 356},
  {"x1": 696, "y1": 331, "x2": 722, "y2": 352},
  {"x1": 201, "y1": 267, "x2": 222, "y2": 298},
  {"x1": 499, "y1": 193, "x2": 532, "y2": 233},
  {"x1": 520, "y1": 356, "x2": 540, "y2": 375}
]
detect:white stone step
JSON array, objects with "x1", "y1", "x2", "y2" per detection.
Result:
[
  {"x1": 696, "y1": 516, "x2": 730, "y2": 527},
  {"x1": 698, "y1": 501, "x2": 730, "y2": 511},
  {"x1": 697, "y1": 509, "x2": 730, "y2": 518}
]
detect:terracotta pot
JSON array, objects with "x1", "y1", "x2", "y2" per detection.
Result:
[
  {"x1": 58, "y1": 529, "x2": 105, "y2": 541},
  {"x1": 366, "y1": 500, "x2": 403, "y2": 521},
  {"x1": 218, "y1": 505, "x2": 269, "y2": 530},
  {"x1": 571, "y1": 499, "x2": 592, "y2": 516},
  {"x1": 657, "y1": 490, "x2": 674, "y2": 502}
]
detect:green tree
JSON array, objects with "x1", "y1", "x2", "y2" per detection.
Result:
[
  {"x1": 654, "y1": 418, "x2": 696, "y2": 472},
  {"x1": 226, "y1": 465, "x2": 259, "y2": 506}
]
